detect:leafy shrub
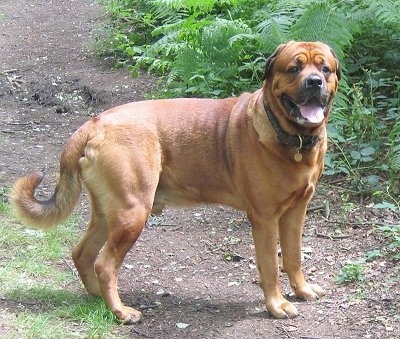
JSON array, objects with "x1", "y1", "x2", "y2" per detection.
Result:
[
  {"x1": 98, "y1": 0, "x2": 400, "y2": 200},
  {"x1": 377, "y1": 225, "x2": 400, "y2": 261},
  {"x1": 98, "y1": 0, "x2": 356, "y2": 97},
  {"x1": 336, "y1": 262, "x2": 365, "y2": 284}
]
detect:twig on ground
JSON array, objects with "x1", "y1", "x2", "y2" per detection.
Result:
[
  {"x1": 5, "y1": 122, "x2": 32, "y2": 125},
  {"x1": 63, "y1": 258, "x2": 77, "y2": 276},
  {"x1": 320, "y1": 218, "x2": 395, "y2": 227},
  {"x1": 139, "y1": 303, "x2": 160, "y2": 310},
  {"x1": 278, "y1": 325, "x2": 296, "y2": 338},
  {"x1": 308, "y1": 200, "x2": 330, "y2": 218},
  {"x1": 0, "y1": 68, "x2": 18, "y2": 74},
  {"x1": 130, "y1": 326, "x2": 151, "y2": 338},
  {"x1": 314, "y1": 228, "x2": 351, "y2": 239},
  {"x1": 304, "y1": 300, "x2": 339, "y2": 333},
  {"x1": 324, "y1": 178, "x2": 349, "y2": 185},
  {"x1": 307, "y1": 205, "x2": 325, "y2": 213},
  {"x1": 324, "y1": 200, "x2": 330, "y2": 218}
]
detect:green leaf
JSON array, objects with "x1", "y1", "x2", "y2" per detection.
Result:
[
  {"x1": 374, "y1": 202, "x2": 398, "y2": 211},
  {"x1": 350, "y1": 150, "x2": 361, "y2": 161},
  {"x1": 361, "y1": 146, "x2": 376, "y2": 157}
]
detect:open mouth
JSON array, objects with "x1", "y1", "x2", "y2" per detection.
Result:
[{"x1": 282, "y1": 95, "x2": 327, "y2": 124}]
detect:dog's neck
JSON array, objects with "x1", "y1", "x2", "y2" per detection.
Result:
[{"x1": 263, "y1": 102, "x2": 321, "y2": 151}]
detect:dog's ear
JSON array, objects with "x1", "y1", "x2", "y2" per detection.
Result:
[
  {"x1": 262, "y1": 43, "x2": 287, "y2": 80},
  {"x1": 330, "y1": 48, "x2": 342, "y2": 81}
]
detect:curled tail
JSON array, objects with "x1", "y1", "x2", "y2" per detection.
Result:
[{"x1": 11, "y1": 122, "x2": 90, "y2": 229}]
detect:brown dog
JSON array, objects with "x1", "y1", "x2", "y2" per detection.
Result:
[{"x1": 11, "y1": 41, "x2": 340, "y2": 323}]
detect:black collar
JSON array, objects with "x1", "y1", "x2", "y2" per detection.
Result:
[{"x1": 263, "y1": 102, "x2": 320, "y2": 150}]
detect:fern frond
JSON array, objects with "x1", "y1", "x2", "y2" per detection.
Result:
[
  {"x1": 255, "y1": 5, "x2": 304, "y2": 53},
  {"x1": 151, "y1": 0, "x2": 217, "y2": 13},
  {"x1": 359, "y1": 0, "x2": 400, "y2": 27},
  {"x1": 198, "y1": 19, "x2": 252, "y2": 65},
  {"x1": 389, "y1": 145, "x2": 400, "y2": 171},
  {"x1": 389, "y1": 119, "x2": 400, "y2": 171},
  {"x1": 150, "y1": 31, "x2": 182, "y2": 56},
  {"x1": 290, "y1": 2, "x2": 353, "y2": 59},
  {"x1": 170, "y1": 47, "x2": 203, "y2": 84},
  {"x1": 166, "y1": 69, "x2": 179, "y2": 86}
]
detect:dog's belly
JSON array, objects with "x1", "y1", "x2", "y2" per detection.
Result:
[{"x1": 151, "y1": 181, "x2": 245, "y2": 215}]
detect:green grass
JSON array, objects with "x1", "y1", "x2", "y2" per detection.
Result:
[
  {"x1": 0, "y1": 187, "x2": 9, "y2": 213},
  {"x1": 5, "y1": 290, "x2": 117, "y2": 338},
  {"x1": 0, "y1": 196, "x2": 119, "y2": 338}
]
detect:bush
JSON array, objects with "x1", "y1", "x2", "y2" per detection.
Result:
[{"x1": 98, "y1": 0, "x2": 400, "y2": 201}]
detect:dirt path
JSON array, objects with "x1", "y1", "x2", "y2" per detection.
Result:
[
  {"x1": 0, "y1": 0, "x2": 155, "y2": 186},
  {"x1": 0, "y1": 1, "x2": 398, "y2": 338}
]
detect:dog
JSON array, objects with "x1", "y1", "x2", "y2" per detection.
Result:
[{"x1": 11, "y1": 41, "x2": 340, "y2": 323}]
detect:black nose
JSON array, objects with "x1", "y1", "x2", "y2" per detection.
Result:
[{"x1": 305, "y1": 74, "x2": 323, "y2": 89}]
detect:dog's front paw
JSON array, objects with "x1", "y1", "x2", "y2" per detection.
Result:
[
  {"x1": 294, "y1": 282, "x2": 325, "y2": 301},
  {"x1": 266, "y1": 296, "x2": 299, "y2": 319}
]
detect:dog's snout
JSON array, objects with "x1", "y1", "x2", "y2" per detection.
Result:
[{"x1": 305, "y1": 74, "x2": 323, "y2": 89}]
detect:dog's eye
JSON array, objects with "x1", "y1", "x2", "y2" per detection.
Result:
[
  {"x1": 322, "y1": 66, "x2": 331, "y2": 74},
  {"x1": 288, "y1": 66, "x2": 300, "y2": 74}
]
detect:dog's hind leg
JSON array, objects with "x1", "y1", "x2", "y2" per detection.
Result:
[
  {"x1": 78, "y1": 131, "x2": 161, "y2": 323},
  {"x1": 94, "y1": 203, "x2": 150, "y2": 324},
  {"x1": 72, "y1": 208, "x2": 107, "y2": 297}
]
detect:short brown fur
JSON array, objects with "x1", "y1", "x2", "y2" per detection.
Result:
[{"x1": 11, "y1": 41, "x2": 340, "y2": 323}]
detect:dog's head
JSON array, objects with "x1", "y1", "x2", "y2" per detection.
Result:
[{"x1": 262, "y1": 41, "x2": 341, "y2": 129}]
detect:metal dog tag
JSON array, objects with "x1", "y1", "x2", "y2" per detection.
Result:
[
  {"x1": 294, "y1": 152, "x2": 303, "y2": 162},
  {"x1": 294, "y1": 135, "x2": 303, "y2": 161}
]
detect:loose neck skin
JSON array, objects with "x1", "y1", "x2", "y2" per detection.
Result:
[{"x1": 248, "y1": 90, "x2": 328, "y2": 167}]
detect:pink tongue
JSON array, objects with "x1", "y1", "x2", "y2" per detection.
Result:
[{"x1": 299, "y1": 104, "x2": 325, "y2": 123}]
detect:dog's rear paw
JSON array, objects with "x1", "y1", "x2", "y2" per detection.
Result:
[
  {"x1": 116, "y1": 306, "x2": 143, "y2": 325},
  {"x1": 295, "y1": 282, "x2": 325, "y2": 301}
]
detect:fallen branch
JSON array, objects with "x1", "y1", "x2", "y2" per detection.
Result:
[
  {"x1": 304, "y1": 301, "x2": 339, "y2": 333},
  {"x1": 63, "y1": 258, "x2": 77, "y2": 276},
  {"x1": 314, "y1": 228, "x2": 351, "y2": 240},
  {"x1": 320, "y1": 218, "x2": 395, "y2": 227},
  {"x1": 130, "y1": 326, "x2": 150, "y2": 338},
  {"x1": 0, "y1": 68, "x2": 18, "y2": 75},
  {"x1": 5, "y1": 122, "x2": 32, "y2": 126},
  {"x1": 308, "y1": 200, "x2": 330, "y2": 218}
]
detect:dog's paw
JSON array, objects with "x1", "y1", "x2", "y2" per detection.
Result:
[
  {"x1": 295, "y1": 282, "x2": 325, "y2": 301},
  {"x1": 117, "y1": 306, "x2": 143, "y2": 325},
  {"x1": 266, "y1": 296, "x2": 299, "y2": 319}
]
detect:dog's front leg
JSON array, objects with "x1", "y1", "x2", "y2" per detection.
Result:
[
  {"x1": 249, "y1": 213, "x2": 299, "y2": 319},
  {"x1": 279, "y1": 203, "x2": 325, "y2": 302}
]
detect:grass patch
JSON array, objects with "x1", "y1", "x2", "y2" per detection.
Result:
[
  {"x1": 5, "y1": 289, "x2": 117, "y2": 338},
  {"x1": 0, "y1": 187, "x2": 9, "y2": 213},
  {"x1": 335, "y1": 222, "x2": 400, "y2": 287},
  {"x1": 335, "y1": 261, "x2": 365, "y2": 284},
  {"x1": 0, "y1": 196, "x2": 119, "y2": 338},
  {"x1": 0, "y1": 214, "x2": 79, "y2": 292},
  {"x1": 376, "y1": 224, "x2": 400, "y2": 261},
  {"x1": 6, "y1": 313, "x2": 68, "y2": 339}
]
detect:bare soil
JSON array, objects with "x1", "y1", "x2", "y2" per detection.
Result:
[{"x1": 0, "y1": 1, "x2": 398, "y2": 338}]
